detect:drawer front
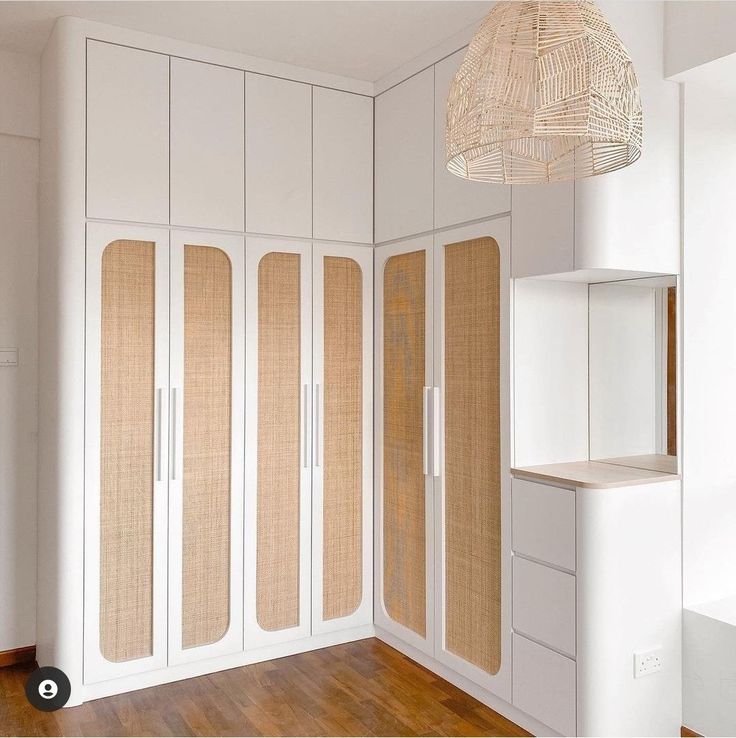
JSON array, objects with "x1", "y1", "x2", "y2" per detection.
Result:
[
  {"x1": 513, "y1": 633, "x2": 576, "y2": 736},
  {"x1": 512, "y1": 478, "x2": 575, "y2": 570},
  {"x1": 513, "y1": 556, "x2": 576, "y2": 657}
]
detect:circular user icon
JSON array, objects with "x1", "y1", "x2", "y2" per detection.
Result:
[{"x1": 25, "y1": 666, "x2": 71, "y2": 712}]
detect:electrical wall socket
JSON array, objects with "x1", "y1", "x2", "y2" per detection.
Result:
[{"x1": 634, "y1": 648, "x2": 663, "y2": 678}]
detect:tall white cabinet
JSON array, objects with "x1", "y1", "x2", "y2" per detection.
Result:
[{"x1": 40, "y1": 18, "x2": 374, "y2": 706}]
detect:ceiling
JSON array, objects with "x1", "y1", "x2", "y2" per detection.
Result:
[{"x1": 0, "y1": 1, "x2": 492, "y2": 82}]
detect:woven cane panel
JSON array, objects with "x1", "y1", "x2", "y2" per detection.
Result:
[
  {"x1": 383, "y1": 251, "x2": 426, "y2": 637},
  {"x1": 100, "y1": 240, "x2": 155, "y2": 662},
  {"x1": 257, "y1": 252, "x2": 301, "y2": 631},
  {"x1": 445, "y1": 1, "x2": 643, "y2": 183},
  {"x1": 323, "y1": 257, "x2": 363, "y2": 621},
  {"x1": 182, "y1": 245, "x2": 232, "y2": 649},
  {"x1": 444, "y1": 238, "x2": 501, "y2": 675}
]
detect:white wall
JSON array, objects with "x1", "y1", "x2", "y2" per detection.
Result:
[
  {"x1": 681, "y1": 75, "x2": 736, "y2": 609},
  {"x1": 0, "y1": 48, "x2": 39, "y2": 652}
]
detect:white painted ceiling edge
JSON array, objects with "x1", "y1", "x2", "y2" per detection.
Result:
[{"x1": 0, "y1": 1, "x2": 493, "y2": 85}]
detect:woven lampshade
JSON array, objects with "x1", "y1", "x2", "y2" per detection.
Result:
[{"x1": 446, "y1": 0, "x2": 643, "y2": 184}]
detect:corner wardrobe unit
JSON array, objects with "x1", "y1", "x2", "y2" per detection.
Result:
[
  {"x1": 374, "y1": 218, "x2": 512, "y2": 703},
  {"x1": 38, "y1": 18, "x2": 373, "y2": 705}
]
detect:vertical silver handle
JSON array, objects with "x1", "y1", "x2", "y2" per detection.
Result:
[
  {"x1": 303, "y1": 384, "x2": 310, "y2": 468},
  {"x1": 314, "y1": 383, "x2": 321, "y2": 467},
  {"x1": 155, "y1": 388, "x2": 163, "y2": 482},
  {"x1": 423, "y1": 386, "x2": 431, "y2": 476},
  {"x1": 432, "y1": 386, "x2": 441, "y2": 478},
  {"x1": 170, "y1": 387, "x2": 178, "y2": 481}
]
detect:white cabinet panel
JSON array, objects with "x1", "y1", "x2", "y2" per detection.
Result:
[
  {"x1": 513, "y1": 556, "x2": 576, "y2": 657},
  {"x1": 170, "y1": 59, "x2": 244, "y2": 231},
  {"x1": 434, "y1": 51, "x2": 510, "y2": 229},
  {"x1": 375, "y1": 68, "x2": 434, "y2": 243},
  {"x1": 512, "y1": 479, "x2": 575, "y2": 571},
  {"x1": 245, "y1": 73, "x2": 311, "y2": 238},
  {"x1": 513, "y1": 279, "x2": 589, "y2": 467},
  {"x1": 574, "y1": 1, "x2": 679, "y2": 276},
  {"x1": 313, "y1": 89, "x2": 372, "y2": 243},
  {"x1": 512, "y1": 182, "x2": 574, "y2": 278},
  {"x1": 86, "y1": 41, "x2": 169, "y2": 224},
  {"x1": 513, "y1": 633, "x2": 576, "y2": 736}
]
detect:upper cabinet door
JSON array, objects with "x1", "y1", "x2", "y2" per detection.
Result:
[
  {"x1": 87, "y1": 41, "x2": 169, "y2": 224},
  {"x1": 313, "y1": 88, "x2": 373, "y2": 244},
  {"x1": 170, "y1": 59, "x2": 244, "y2": 232},
  {"x1": 434, "y1": 51, "x2": 510, "y2": 229},
  {"x1": 245, "y1": 74, "x2": 312, "y2": 238},
  {"x1": 375, "y1": 68, "x2": 434, "y2": 244}
]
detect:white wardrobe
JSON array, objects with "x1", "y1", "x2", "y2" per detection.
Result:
[
  {"x1": 38, "y1": 7, "x2": 683, "y2": 736},
  {"x1": 39, "y1": 19, "x2": 374, "y2": 704}
]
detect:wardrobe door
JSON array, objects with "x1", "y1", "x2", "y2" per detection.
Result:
[
  {"x1": 374, "y1": 237, "x2": 435, "y2": 656},
  {"x1": 245, "y1": 238, "x2": 312, "y2": 647},
  {"x1": 170, "y1": 60, "x2": 245, "y2": 231},
  {"x1": 312, "y1": 89, "x2": 373, "y2": 244},
  {"x1": 312, "y1": 244, "x2": 373, "y2": 634},
  {"x1": 245, "y1": 74, "x2": 312, "y2": 238},
  {"x1": 433, "y1": 219, "x2": 512, "y2": 702},
  {"x1": 86, "y1": 41, "x2": 169, "y2": 224},
  {"x1": 84, "y1": 223, "x2": 169, "y2": 683},
  {"x1": 168, "y1": 231, "x2": 245, "y2": 665}
]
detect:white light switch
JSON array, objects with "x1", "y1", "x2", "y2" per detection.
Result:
[{"x1": 0, "y1": 349, "x2": 18, "y2": 367}]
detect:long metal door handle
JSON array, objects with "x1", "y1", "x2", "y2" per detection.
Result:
[
  {"x1": 155, "y1": 388, "x2": 163, "y2": 482},
  {"x1": 170, "y1": 387, "x2": 178, "y2": 481},
  {"x1": 303, "y1": 384, "x2": 310, "y2": 468},
  {"x1": 432, "y1": 387, "x2": 441, "y2": 478},
  {"x1": 314, "y1": 383, "x2": 321, "y2": 468},
  {"x1": 423, "y1": 386, "x2": 431, "y2": 476}
]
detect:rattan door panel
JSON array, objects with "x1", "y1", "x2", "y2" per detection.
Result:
[
  {"x1": 433, "y1": 219, "x2": 511, "y2": 703},
  {"x1": 99, "y1": 239, "x2": 156, "y2": 663},
  {"x1": 443, "y1": 237, "x2": 501, "y2": 675},
  {"x1": 168, "y1": 232, "x2": 245, "y2": 665},
  {"x1": 84, "y1": 223, "x2": 169, "y2": 683},
  {"x1": 181, "y1": 244, "x2": 232, "y2": 649},
  {"x1": 257, "y1": 251, "x2": 301, "y2": 631},
  {"x1": 322, "y1": 257, "x2": 362, "y2": 620},
  {"x1": 311, "y1": 245, "x2": 373, "y2": 634},
  {"x1": 377, "y1": 243, "x2": 433, "y2": 646},
  {"x1": 245, "y1": 238, "x2": 312, "y2": 647}
]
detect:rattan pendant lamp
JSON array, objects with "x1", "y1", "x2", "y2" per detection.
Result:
[{"x1": 446, "y1": 0, "x2": 643, "y2": 184}]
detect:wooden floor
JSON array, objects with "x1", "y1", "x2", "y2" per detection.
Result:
[{"x1": 0, "y1": 638, "x2": 529, "y2": 737}]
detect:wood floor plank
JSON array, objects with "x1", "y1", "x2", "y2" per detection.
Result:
[{"x1": 0, "y1": 639, "x2": 529, "y2": 737}]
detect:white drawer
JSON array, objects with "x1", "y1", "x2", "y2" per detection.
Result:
[
  {"x1": 513, "y1": 556, "x2": 576, "y2": 657},
  {"x1": 513, "y1": 633, "x2": 576, "y2": 736},
  {"x1": 512, "y1": 478, "x2": 575, "y2": 571}
]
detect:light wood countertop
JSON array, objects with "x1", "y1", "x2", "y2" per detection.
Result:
[{"x1": 511, "y1": 460, "x2": 681, "y2": 489}]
